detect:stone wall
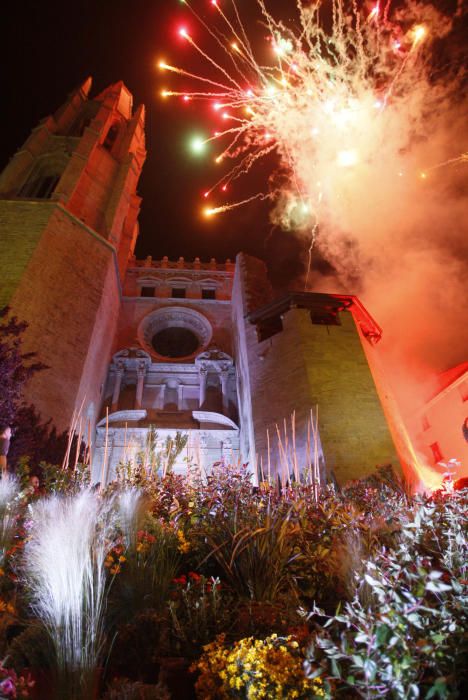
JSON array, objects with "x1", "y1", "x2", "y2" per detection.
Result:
[
  {"x1": 0, "y1": 201, "x2": 54, "y2": 307},
  {"x1": 4, "y1": 205, "x2": 121, "y2": 431},
  {"x1": 233, "y1": 254, "x2": 399, "y2": 484},
  {"x1": 0, "y1": 80, "x2": 146, "y2": 434}
]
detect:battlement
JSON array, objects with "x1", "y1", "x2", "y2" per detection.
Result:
[
  {"x1": 123, "y1": 255, "x2": 235, "y2": 300},
  {"x1": 128, "y1": 255, "x2": 235, "y2": 273}
]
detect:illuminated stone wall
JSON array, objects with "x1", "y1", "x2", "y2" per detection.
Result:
[
  {"x1": 0, "y1": 79, "x2": 146, "y2": 432},
  {"x1": 232, "y1": 253, "x2": 399, "y2": 484}
]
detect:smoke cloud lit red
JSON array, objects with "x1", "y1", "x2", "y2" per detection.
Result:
[{"x1": 161, "y1": 0, "x2": 468, "y2": 486}]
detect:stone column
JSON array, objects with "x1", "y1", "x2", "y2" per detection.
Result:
[
  {"x1": 135, "y1": 361, "x2": 146, "y2": 410},
  {"x1": 159, "y1": 384, "x2": 166, "y2": 410},
  {"x1": 111, "y1": 362, "x2": 125, "y2": 413},
  {"x1": 220, "y1": 369, "x2": 229, "y2": 414},
  {"x1": 222, "y1": 436, "x2": 233, "y2": 464},
  {"x1": 198, "y1": 366, "x2": 207, "y2": 409},
  {"x1": 177, "y1": 384, "x2": 184, "y2": 411}
]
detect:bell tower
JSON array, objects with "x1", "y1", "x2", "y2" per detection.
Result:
[{"x1": 0, "y1": 78, "x2": 146, "y2": 432}]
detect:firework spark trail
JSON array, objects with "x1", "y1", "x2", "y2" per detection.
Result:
[
  {"x1": 160, "y1": 1, "x2": 468, "y2": 482},
  {"x1": 203, "y1": 191, "x2": 272, "y2": 217},
  {"x1": 162, "y1": 0, "x2": 451, "y2": 231}
]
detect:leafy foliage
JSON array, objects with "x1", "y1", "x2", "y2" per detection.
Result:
[
  {"x1": 0, "y1": 456, "x2": 466, "y2": 698},
  {"x1": 169, "y1": 573, "x2": 235, "y2": 658},
  {"x1": 304, "y1": 491, "x2": 468, "y2": 699},
  {"x1": 0, "y1": 307, "x2": 46, "y2": 428}
]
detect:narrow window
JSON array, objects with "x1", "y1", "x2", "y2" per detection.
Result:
[
  {"x1": 68, "y1": 115, "x2": 92, "y2": 137},
  {"x1": 202, "y1": 288, "x2": 216, "y2": 300},
  {"x1": 429, "y1": 442, "x2": 443, "y2": 463},
  {"x1": 103, "y1": 123, "x2": 119, "y2": 151},
  {"x1": 18, "y1": 173, "x2": 60, "y2": 199},
  {"x1": 140, "y1": 287, "x2": 155, "y2": 298},
  {"x1": 172, "y1": 288, "x2": 186, "y2": 299}
]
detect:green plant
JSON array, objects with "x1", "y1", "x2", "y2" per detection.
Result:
[
  {"x1": 117, "y1": 430, "x2": 189, "y2": 485},
  {"x1": 106, "y1": 610, "x2": 164, "y2": 683},
  {"x1": 103, "y1": 677, "x2": 170, "y2": 700},
  {"x1": 39, "y1": 461, "x2": 90, "y2": 494},
  {"x1": 108, "y1": 515, "x2": 181, "y2": 623},
  {"x1": 4, "y1": 623, "x2": 54, "y2": 674},
  {"x1": 168, "y1": 573, "x2": 235, "y2": 657},
  {"x1": 304, "y1": 491, "x2": 468, "y2": 699},
  {"x1": 0, "y1": 474, "x2": 21, "y2": 572},
  {"x1": 0, "y1": 659, "x2": 34, "y2": 699},
  {"x1": 203, "y1": 502, "x2": 302, "y2": 603}
]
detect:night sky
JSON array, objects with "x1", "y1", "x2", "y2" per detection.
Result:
[{"x1": 0, "y1": 0, "x2": 306, "y2": 284}]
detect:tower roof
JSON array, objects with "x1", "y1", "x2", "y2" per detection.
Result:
[{"x1": 431, "y1": 362, "x2": 468, "y2": 399}]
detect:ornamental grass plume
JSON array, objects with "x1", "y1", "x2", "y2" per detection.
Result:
[
  {"x1": 0, "y1": 472, "x2": 20, "y2": 569},
  {"x1": 116, "y1": 487, "x2": 144, "y2": 549},
  {"x1": 23, "y1": 489, "x2": 117, "y2": 699}
]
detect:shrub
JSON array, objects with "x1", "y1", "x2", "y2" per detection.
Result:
[
  {"x1": 304, "y1": 491, "x2": 468, "y2": 699},
  {"x1": 168, "y1": 573, "x2": 235, "y2": 658},
  {"x1": 103, "y1": 678, "x2": 170, "y2": 700},
  {"x1": 108, "y1": 515, "x2": 181, "y2": 623}
]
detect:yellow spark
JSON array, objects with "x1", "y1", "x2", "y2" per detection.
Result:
[
  {"x1": 337, "y1": 149, "x2": 358, "y2": 167},
  {"x1": 203, "y1": 207, "x2": 217, "y2": 217},
  {"x1": 412, "y1": 24, "x2": 427, "y2": 44}
]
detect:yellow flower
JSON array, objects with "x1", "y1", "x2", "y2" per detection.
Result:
[
  {"x1": 194, "y1": 633, "x2": 329, "y2": 700},
  {"x1": 0, "y1": 600, "x2": 15, "y2": 615}
]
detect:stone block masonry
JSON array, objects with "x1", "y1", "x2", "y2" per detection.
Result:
[
  {"x1": 233, "y1": 253, "x2": 399, "y2": 485},
  {"x1": 0, "y1": 79, "x2": 146, "y2": 434},
  {"x1": 2, "y1": 203, "x2": 121, "y2": 432},
  {"x1": 0, "y1": 201, "x2": 54, "y2": 308}
]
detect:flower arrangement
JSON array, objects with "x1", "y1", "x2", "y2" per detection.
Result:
[
  {"x1": 192, "y1": 633, "x2": 329, "y2": 699},
  {"x1": 0, "y1": 660, "x2": 34, "y2": 699},
  {"x1": 168, "y1": 573, "x2": 232, "y2": 658},
  {"x1": 0, "y1": 455, "x2": 465, "y2": 699}
]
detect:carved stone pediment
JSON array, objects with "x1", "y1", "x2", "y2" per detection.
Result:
[
  {"x1": 96, "y1": 409, "x2": 148, "y2": 428},
  {"x1": 111, "y1": 348, "x2": 152, "y2": 371},
  {"x1": 195, "y1": 348, "x2": 233, "y2": 364},
  {"x1": 192, "y1": 411, "x2": 238, "y2": 430},
  {"x1": 195, "y1": 348, "x2": 234, "y2": 373}
]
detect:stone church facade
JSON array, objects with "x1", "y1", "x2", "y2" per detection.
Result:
[{"x1": 0, "y1": 80, "x2": 399, "y2": 484}]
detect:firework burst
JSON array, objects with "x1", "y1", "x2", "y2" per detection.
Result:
[
  {"x1": 159, "y1": 0, "x2": 468, "y2": 489},
  {"x1": 159, "y1": 0, "x2": 464, "y2": 265}
]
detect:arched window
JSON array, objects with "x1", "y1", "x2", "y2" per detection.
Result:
[
  {"x1": 67, "y1": 102, "x2": 99, "y2": 137},
  {"x1": 18, "y1": 164, "x2": 61, "y2": 199},
  {"x1": 102, "y1": 123, "x2": 119, "y2": 151}
]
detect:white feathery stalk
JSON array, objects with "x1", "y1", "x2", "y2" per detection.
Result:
[
  {"x1": 116, "y1": 487, "x2": 143, "y2": 549},
  {"x1": 23, "y1": 490, "x2": 117, "y2": 695},
  {"x1": 0, "y1": 473, "x2": 21, "y2": 568}
]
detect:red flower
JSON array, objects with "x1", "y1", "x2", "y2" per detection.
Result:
[{"x1": 188, "y1": 571, "x2": 202, "y2": 583}]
